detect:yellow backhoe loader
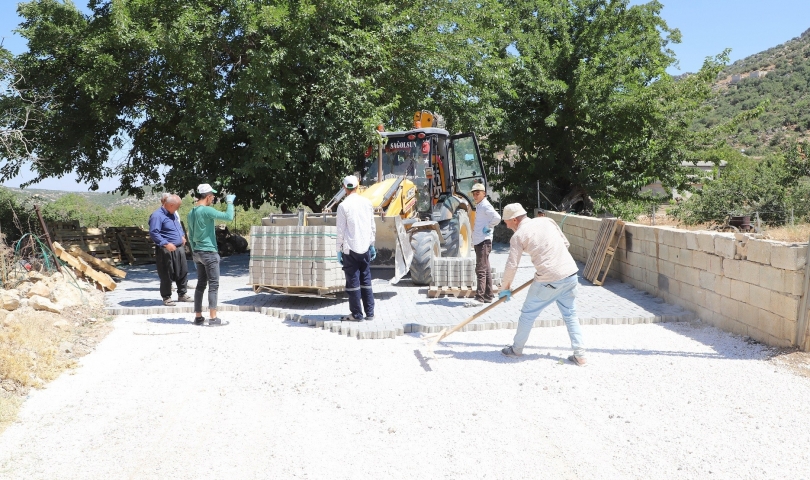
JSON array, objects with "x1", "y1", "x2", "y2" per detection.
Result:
[{"x1": 257, "y1": 110, "x2": 488, "y2": 286}]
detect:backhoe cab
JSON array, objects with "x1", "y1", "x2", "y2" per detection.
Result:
[
  {"x1": 257, "y1": 110, "x2": 487, "y2": 287},
  {"x1": 356, "y1": 110, "x2": 488, "y2": 284}
]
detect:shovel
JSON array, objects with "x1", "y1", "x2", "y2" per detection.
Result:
[{"x1": 424, "y1": 278, "x2": 534, "y2": 355}]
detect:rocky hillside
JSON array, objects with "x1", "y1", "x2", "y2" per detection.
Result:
[
  {"x1": 693, "y1": 28, "x2": 810, "y2": 156},
  {"x1": 4, "y1": 187, "x2": 162, "y2": 209}
]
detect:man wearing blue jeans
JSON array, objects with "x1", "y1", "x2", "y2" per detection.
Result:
[
  {"x1": 336, "y1": 175, "x2": 376, "y2": 321},
  {"x1": 186, "y1": 183, "x2": 235, "y2": 327},
  {"x1": 498, "y1": 203, "x2": 586, "y2": 366}
]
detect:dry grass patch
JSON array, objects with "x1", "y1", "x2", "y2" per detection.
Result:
[
  {"x1": 0, "y1": 311, "x2": 74, "y2": 389},
  {"x1": 0, "y1": 302, "x2": 112, "y2": 433},
  {"x1": 761, "y1": 224, "x2": 810, "y2": 243},
  {"x1": 632, "y1": 214, "x2": 810, "y2": 244}
]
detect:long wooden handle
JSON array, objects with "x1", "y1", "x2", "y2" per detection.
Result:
[{"x1": 440, "y1": 278, "x2": 534, "y2": 340}]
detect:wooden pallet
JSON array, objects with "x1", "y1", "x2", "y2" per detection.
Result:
[
  {"x1": 49, "y1": 228, "x2": 123, "y2": 265},
  {"x1": 252, "y1": 284, "x2": 345, "y2": 298},
  {"x1": 428, "y1": 286, "x2": 477, "y2": 298},
  {"x1": 47, "y1": 221, "x2": 81, "y2": 231},
  {"x1": 109, "y1": 227, "x2": 156, "y2": 265},
  {"x1": 583, "y1": 218, "x2": 625, "y2": 286}
]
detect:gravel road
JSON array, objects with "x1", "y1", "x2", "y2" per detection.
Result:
[{"x1": 1, "y1": 311, "x2": 809, "y2": 479}]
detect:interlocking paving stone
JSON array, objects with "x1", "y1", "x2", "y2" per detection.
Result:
[{"x1": 104, "y1": 245, "x2": 695, "y2": 339}]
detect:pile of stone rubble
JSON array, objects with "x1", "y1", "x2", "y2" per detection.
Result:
[{"x1": 0, "y1": 270, "x2": 103, "y2": 327}]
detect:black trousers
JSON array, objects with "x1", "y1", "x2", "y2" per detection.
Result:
[
  {"x1": 342, "y1": 250, "x2": 375, "y2": 319},
  {"x1": 474, "y1": 240, "x2": 493, "y2": 301},
  {"x1": 155, "y1": 245, "x2": 188, "y2": 299}
]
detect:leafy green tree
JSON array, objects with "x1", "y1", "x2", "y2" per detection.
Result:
[
  {"x1": 672, "y1": 142, "x2": 810, "y2": 225},
  {"x1": 489, "y1": 0, "x2": 729, "y2": 212},
  {"x1": 8, "y1": 0, "x2": 509, "y2": 212}
]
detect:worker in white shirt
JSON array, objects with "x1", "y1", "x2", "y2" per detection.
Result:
[
  {"x1": 336, "y1": 175, "x2": 377, "y2": 321},
  {"x1": 470, "y1": 183, "x2": 501, "y2": 303},
  {"x1": 498, "y1": 203, "x2": 586, "y2": 366}
]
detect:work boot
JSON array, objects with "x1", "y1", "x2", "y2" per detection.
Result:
[{"x1": 568, "y1": 355, "x2": 588, "y2": 366}]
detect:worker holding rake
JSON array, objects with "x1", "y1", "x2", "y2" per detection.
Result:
[{"x1": 498, "y1": 203, "x2": 587, "y2": 366}]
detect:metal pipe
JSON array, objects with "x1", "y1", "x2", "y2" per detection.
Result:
[
  {"x1": 378, "y1": 143, "x2": 383, "y2": 184},
  {"x1": 34, "y1": 204, "x2": 62, "y2": 273}
]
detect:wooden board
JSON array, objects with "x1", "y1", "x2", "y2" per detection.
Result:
[
  {"x1": 68, "y1": 245, "x2": 127, "y2": 278},
  {"x1": 51, "y1": 241, "x2": 117, "y2": 291},
  {"x1": 582, "y1": 219, "x2": 625, "y2": 286}
]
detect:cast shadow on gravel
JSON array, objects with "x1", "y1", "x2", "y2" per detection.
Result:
[
  {"x1": 118, "y1": 299, "x2": 167, "y2": 307},
  {"x1": 146, "y1": 317, "x2": 195, "y2": 325},
  {"x1": 415, "y1": 298, "x2": 467, "y2": 308},
  {"x1": 655, "y1": 322, "x2": 772, "y2": 359},
  {"x1": 435, "y1": 339, "x2": 747, "y2": 360},
  {"x1": 431, "y1": 348, "x2": 561, "y2": 364}
]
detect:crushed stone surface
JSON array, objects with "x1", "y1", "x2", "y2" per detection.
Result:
[{"x1": 1, "y1": 311, "x2": 809, "y2": 479}]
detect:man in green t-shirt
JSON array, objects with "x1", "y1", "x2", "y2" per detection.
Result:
[{"x1": 187, "y1": 183, "x2": 235, "y2": 327}]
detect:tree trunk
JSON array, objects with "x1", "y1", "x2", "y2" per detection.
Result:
[{"x1": 558, "y1": 186, "x2": 594, "y2": 214}]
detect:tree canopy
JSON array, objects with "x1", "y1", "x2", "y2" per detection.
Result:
[
  {"x1": 7, "y1": 0, "x2": 507, "y2": 211},
  {"x1": 489, "y1": 0, "x2": 730, "y2": 212},
  {"x1": 2, "y1": 0, "x2": 731, "y2": 214}
]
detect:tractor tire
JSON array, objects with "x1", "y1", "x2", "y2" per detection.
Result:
[
  {"x1": 439, "y1": 210, "x2": 472, "y2": 258},
  {"x1": 409, "y1": 230, "x2": 441, "y2": 286}
]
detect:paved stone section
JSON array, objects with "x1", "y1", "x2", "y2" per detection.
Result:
[{"x1": 105, "y1": 244, "x2": 694, "y2": 339}]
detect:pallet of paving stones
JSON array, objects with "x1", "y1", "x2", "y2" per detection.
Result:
[
  {"x1": 583, "y1": 218, "x2": 625, "y2": 286},
  {"x1": 109, "y1": 227, "x2": 156, "y2": 265},
  {"x1": 48, "y1": 226, "x2": 124, "y2": 265},
  {"x1": 253, "y1": 284, "x2": 345, "y2": 298},
  {"x1": 249, "y1": 225, "x2": 343, "y2": 297}
]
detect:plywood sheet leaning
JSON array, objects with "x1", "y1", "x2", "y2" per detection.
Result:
[{"x1": 582, "y1": 218, "x2": 625, "y2": 286}]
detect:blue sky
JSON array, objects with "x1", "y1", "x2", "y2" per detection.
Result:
[{"x1": 2, "y1": 0, "x2": 810, "y2": 191}]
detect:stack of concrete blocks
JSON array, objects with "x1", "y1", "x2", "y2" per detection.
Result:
[
  {"x1": 431, "y1": 257, "x2": 477, "y2": 288},
  {"x1": 430, "y1": 257, "x2": 503, "y2": 289},
  {"x1": 249, "y1": 225, "x2": 342, "y2": 288},
  {"x1": 546, "y1": 212, "x2": 810, "y2": 349}
]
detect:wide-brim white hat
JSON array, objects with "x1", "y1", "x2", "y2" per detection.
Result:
[{"x1": 502, "y1": 203, "x2": 527, "y2": 220}]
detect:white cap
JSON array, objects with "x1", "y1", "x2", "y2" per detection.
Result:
[
  {"x1": 502, "y1": 203, "x2": 527, "y2": 221},
  {"x1": 343, "y1": 175, "x2": 359, "y2": 189},
  {"x1": 197, "y1": 183, "x2": 217, "y2": 195},
  {"x1": 470, "y1": 183, "x2": 486, "y2": 193}
]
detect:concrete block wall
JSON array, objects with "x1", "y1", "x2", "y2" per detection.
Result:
[
  {"x1": 547, "y1": 212, "x2": 809, "y2": 348},
  {"x1": 248, "y1": 226, "x2": 342, "y2": 288}
]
